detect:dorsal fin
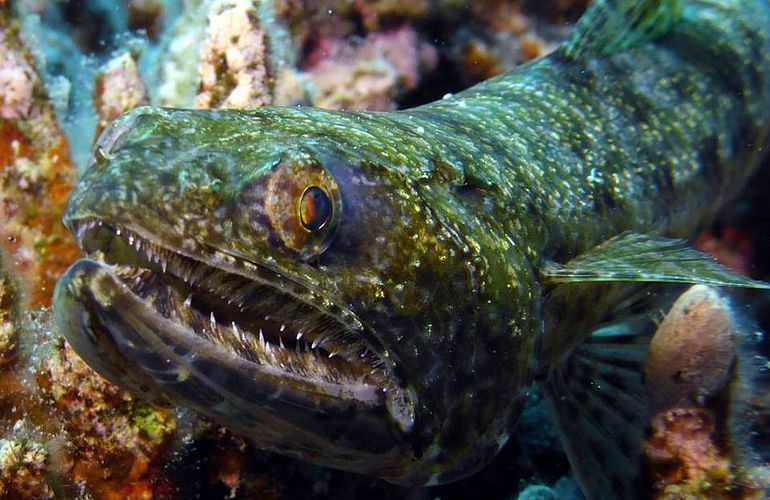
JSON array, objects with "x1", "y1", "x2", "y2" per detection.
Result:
[{"x1": 561, "y1": 0, "x2": 684, "y2": 61}]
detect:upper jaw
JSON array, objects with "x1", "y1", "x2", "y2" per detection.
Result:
[{"x1": 58, "y1": 217, "x2": 417, "y2": 437}]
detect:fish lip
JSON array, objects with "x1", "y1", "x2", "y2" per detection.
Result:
[{"x1": 58, "y1": 217, "x2": 416, "y2": 435}]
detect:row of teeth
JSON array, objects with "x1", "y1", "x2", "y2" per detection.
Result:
[
  {"x1": 81, "y1": 221, "x2": 235, "y2": 302},
  {"x1": 77, "y1": 220, "x2": 174, "y2": 274},
  {"x1": 196, "y1": 303, "x2": 389, "y2": 377},
  {"x1": 83, "y1": 220, "x2": 392, "y2": 385},
  {"x1": 201, "y1": 304, "x2": 390, "y2": 385},
  {"x1": 80, "y1": 220, "x2": 366, "y2": 333}
]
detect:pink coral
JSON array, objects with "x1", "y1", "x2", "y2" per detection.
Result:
[
  {"x1": 304, "y1": 26, "x2": 437, "y2": 111},
  {"x1": 0, "y1": 31, "x2": 35, "y2": 120}
]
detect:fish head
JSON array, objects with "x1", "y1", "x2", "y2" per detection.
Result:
[{"x1": 55, "y1": 106, "x2": 537, "y2": 485}]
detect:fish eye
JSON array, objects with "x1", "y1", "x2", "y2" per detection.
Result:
[
  {"x1": 262, "y1": 157, "x2": 342, "y2": 259},
  {"x1": 299, "y1": 186, "x2": 332, "y2": 231}
]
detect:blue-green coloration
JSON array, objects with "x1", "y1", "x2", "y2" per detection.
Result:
[{"x1": 54, "y1": 0, "x2": 770, "y2": 497}]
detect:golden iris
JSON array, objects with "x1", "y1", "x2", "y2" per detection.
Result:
[{"x1": 299, "y1": 186, "x2": 332, "y2": 231}]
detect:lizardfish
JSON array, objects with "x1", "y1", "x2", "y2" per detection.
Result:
[{"x1": 54, "y1": 0, "x2": 770, "y2": 497}]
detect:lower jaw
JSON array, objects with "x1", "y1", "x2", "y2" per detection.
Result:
[{"x1": 53, "y1": 258, "x2": 409, "y2": 468}]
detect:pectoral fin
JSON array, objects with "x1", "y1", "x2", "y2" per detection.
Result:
[
  {"x1": 542, "y1": 232, "x2": 769, "y2": 289},
  {"x1": 540, "y1": 312, "x2": 655, "y2": 500}
]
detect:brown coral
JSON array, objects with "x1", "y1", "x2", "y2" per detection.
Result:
[{"x1": 128, "y1": 0, "x2": 164, "y2": 40}]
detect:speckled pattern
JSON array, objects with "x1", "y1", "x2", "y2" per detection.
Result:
[{"x1": 55, "y1": 0, "x2": 770, "y2": 493}]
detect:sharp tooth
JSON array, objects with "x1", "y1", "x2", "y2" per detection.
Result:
[
  {"x1": 259, "y1": 329, "x2": 265, "y2": 346},
  {"x1": 279, "y1": 337, "x2": 285, "y2": 349},
  {"x1": 128, "y1": 235, "x2": 134, "y2": 245},
  {"x1": 184, "y1": 295, "x2": 192, "y2": 307},
  {"x1": 210, "y1": 312, "x2": 216, "y2": 328},
  {"x1": 311, "y1": 338, "x2": 320, "y2": 349},
  {"x1": 232, "y1": 321, "x2": 244, "y2": 342},
  {"x1": 279, "y1": 324, "x2": 286, "y2": 332},
  {"x1": 296, "y1": 331, "x2": 303, "y2": 341},
  {"x1": 328, "y1": 352, "x2": 336, "y2": 359},
  {"x1": 161, "y1": 259, "x2": 167, "y2": 273},
  {"x1": 116, "y1": 228, "x2": 121, "y2": 235}
]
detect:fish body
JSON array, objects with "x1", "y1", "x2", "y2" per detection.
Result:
[{"x1": 54, "y1": 0, "x2": 770, "y2": 496}]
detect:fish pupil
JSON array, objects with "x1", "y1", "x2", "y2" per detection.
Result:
[{"x1": 300, "y1": 186, "x2": 331, "y2": 231}]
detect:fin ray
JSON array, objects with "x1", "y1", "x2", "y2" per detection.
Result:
[
  {"x1": 542, "y1": 232, "x2": 770, "y2": 289},
  {"x1": 562, "y1": 0, "x2": 683, "y2": 60},
  {"x1": 540, "y1": 299, "x2": 660, "y2": 499}
]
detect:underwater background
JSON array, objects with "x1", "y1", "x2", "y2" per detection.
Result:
[{"x1": 1, "y1": 0, "x2": 769, "y2": 498}]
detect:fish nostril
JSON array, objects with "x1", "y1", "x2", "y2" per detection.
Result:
[{"x1": 91, "y1": 107, "x2": 160, "y2": 167}]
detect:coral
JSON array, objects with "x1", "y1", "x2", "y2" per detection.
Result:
[
  {"x1": 0, "y1": 252, "x2": 18, "y2": 367},
  {"x1": 155, "y1": 0, "x2": 210, "y2": 108},
  {"x1": 0, "y1": 438, "x2": 52, "y2": 499},
  {"x1": 695, "y1": 227, "x2": 754, "y2": 276},
  {"x1": 36, "y1": 338, "x2": 176, "y2": 498},
  {"x1": 0, "y1": 11, "x2": 79, "y2": 308},
  {"x1": 352, "y1": 0, "x2": 432, "y2": 31},
  {"x1": 643, "y1": 285, "x2": 770, "y2": 499},
  {"x1": 644, "y1": 407, "x2": 735, "y2": 499},
  {"x1": 195, "y1": 0, "x2": 275, "y2": 109},
  {"x1": 159, "y1": 0, "x2": 306, "y2": 109},
  {"x1": 94, "y1": 51, "x2": 148, "y2": 138},
  {"x1": 0, "y1": 34, "x2": 35, "y2": 120},
  {"x1": 516, "y1": 478, "x2": 582, "y2": 500},
  {"x1": 127, "y1": 0, "x2": 164, "y2": 40},
  {"x1": 304, "y1": 26, "x2": 437, "y2": 110}
]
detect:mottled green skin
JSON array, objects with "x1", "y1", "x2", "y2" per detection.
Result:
[{"x1": 57, "y1": 0, "x2": 770, "y2": 486}]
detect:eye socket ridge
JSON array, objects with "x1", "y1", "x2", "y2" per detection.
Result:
[{"x1": 299, "y1": 185, "x2": 333, "y2": 232}]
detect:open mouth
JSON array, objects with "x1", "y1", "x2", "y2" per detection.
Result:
[{"x1": 65, "y1": 219, "x2": 414, "y2": 430}]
